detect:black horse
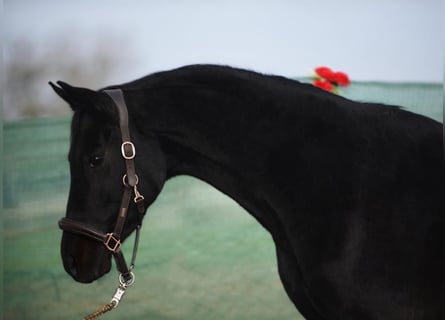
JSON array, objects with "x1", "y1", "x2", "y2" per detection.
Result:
[{"x1": 50, "y1": 65, "x2": 443, "y2": 320}]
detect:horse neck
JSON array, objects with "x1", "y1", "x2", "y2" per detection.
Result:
[{"x1": 128, "y1": 85, "x2": 292, "y2": 233}]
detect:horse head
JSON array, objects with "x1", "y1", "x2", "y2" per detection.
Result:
[{"x1": 50, "y1": 82, "x2": 166, "y2": 283}]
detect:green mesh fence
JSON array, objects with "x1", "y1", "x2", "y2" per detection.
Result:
[{"x1": 2, "y1": 81, "x2": 442, "y2": 320}]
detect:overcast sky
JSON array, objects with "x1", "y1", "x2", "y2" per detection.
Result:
[{"x1": 4, "y1": 0, "x2": 443, "y2": 83}]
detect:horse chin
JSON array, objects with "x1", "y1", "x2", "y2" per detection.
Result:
[{"x1": 61, "y1": 233, "x2": 112, "y2": 283}]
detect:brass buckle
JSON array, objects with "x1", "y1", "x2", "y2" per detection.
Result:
[{"x1": 104, "y1": 233, "x2": 121, "y2": 252}]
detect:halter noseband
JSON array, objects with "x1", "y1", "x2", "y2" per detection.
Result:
[{"x1": 58, "y1": 89, "x2": 146, "y2": 284}]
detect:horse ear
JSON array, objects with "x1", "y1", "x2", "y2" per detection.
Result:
[
  {"x1": 49, "y1": 81, "x2": 118, "y2": 123},
  {"x1": 49, "y1": 81, "x2": 100, "y2": 112}
]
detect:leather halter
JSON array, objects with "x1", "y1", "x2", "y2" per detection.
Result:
[{"x1": 58, "y1": 89, "x2": 145, "y2": 282}]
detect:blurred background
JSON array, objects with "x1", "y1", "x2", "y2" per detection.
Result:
[
  {"x1": 3, "y1": 0, "x2": 443, "y2": 120},
  {"x1": 2, "y1": 1, "x2": 443, "y2": 319}
]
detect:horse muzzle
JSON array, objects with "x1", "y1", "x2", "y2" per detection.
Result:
[{"x1": 61, "y1": 231, "x2": 112, "y2": 283}]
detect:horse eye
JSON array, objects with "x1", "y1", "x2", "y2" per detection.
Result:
[{"x1": 89, "y1": 155, "x2": 104, "y2": 168}]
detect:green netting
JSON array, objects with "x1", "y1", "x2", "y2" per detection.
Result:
[
  {"x1": 300, "y1": 79, "x2": 442, "y2": 123},
  {"x1": 341, "y1": 81, "x2": 442, "y2": 122},
  {"x1": 2, "y1": 81, "x2": 442, "y2": 320}
]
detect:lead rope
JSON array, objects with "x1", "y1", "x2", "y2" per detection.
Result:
[
  {"x1": 83, "y1": 272, "x2": 135, "y2": 320},
  {"x1": 83, "y1": 301, "x2": 115, "y2": 320}
]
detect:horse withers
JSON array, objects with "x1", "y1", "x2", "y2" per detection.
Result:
[{"x1": 50, "y1": 65, "x2": 443, "y2": 320}]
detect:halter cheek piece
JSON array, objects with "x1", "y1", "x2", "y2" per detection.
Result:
[{"x1": 58, "y1": 89, "x2": 146, "y2": 284}]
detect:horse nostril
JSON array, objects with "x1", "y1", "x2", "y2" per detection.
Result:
[{"x1": 64, "y1": 255, "x2": 78, "y2": 278}]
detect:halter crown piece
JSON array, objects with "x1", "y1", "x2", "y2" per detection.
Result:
[{"x1": 58, "y1": 89, "x2": 146, "y2": 320}]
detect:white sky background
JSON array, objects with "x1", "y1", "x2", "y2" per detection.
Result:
[{"x1": 3, "y1": 0, "x2": 444, "y2": 84}]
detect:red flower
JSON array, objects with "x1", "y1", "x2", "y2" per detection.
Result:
[
  {"x1": 313, "y1": 79, "x2": 334, "y2": 92},
  {"x1": 313, "y1": 66, "x2": 350, "y2": 92},
  {"x1": 315, "y1": 67, "x2": 335, "y2": 80},
  {"x1": 331, "y1": 72, "x2": 350, "y2": 86}
]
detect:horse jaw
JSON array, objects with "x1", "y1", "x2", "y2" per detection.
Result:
[{"x1": 61, "y1": 232, "x2": 112, "y2": 283}]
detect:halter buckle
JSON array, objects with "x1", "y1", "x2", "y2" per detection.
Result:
[
  {"x1": 104, "y1": 233, "x2": 121, "y2": 252},
  {"x1": 121, "y1": 141, "x2": 136, "y2": 160}
]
